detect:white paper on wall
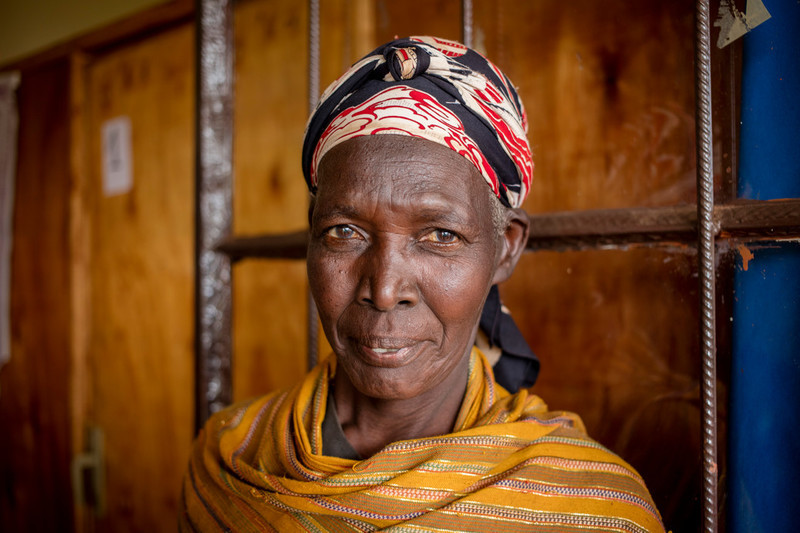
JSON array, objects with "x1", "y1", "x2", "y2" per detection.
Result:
[
  {"x1": 101, "y1": 116, "x2": 133, "y2": 197},
  {"x1": 0, "y1": 71, "x2": 21, "y2": 378}
]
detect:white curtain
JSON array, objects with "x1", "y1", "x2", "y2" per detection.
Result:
[{"x1": 0, "y1": 71, "x2": 20, "y2": 378}]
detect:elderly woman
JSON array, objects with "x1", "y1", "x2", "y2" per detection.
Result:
[{"x1": 181, "y1": 36, "x2": 664, "y2": 532}]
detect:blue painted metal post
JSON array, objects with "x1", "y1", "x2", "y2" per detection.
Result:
[{"x1": 730, "y1": 0, "x2": 800, "y2": 531}]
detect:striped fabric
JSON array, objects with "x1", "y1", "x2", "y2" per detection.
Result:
[
  {"x1": 181, "y1": 349, "x2": 664, "y2": 532},
  {"x1": 302, "y1": 36, "x2": 533, "y2": 209}
]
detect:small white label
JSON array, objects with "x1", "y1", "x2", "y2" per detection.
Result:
[{"x1": 101, "y1": 116, "x2": 133, "y2": 196}]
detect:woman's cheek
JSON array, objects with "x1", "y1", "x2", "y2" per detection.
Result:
[{"x1": 431, "y1": 256, "x2": 490, "y2": 297}]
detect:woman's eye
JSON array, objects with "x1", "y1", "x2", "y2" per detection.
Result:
[
  {"x1": 325, "y1": 225, "x2": 358, "y2": 240},
  {"x1": 423, "y1": 229, "x2": 460, "y2": 244}
]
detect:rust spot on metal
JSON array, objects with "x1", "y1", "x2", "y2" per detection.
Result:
[{"x1": 737, "y1": 243, "x2": 754, "y2": 271}]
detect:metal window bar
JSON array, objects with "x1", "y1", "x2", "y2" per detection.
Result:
[
  {"x1": 462, "y1": 0, "x2": 473, "y2": 48},
  {"x1": 306, "y1": 0, "x2": 321, "y2": 372},
  {"x1": 194, "y1": 0, "x2": 233, "y2": 431},
  {"x1": 695, "y1": 1, "x2": 719, "y2": 530}
]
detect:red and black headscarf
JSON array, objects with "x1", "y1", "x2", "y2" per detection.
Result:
[
  {"x1": 302, "y1": 36, "x2": 532, "y2": 208},
  {"x1": 302, "y1": 36, "x2": 539, "y2": 389}
]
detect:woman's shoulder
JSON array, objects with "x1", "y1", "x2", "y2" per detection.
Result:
[
  {"x1": 464, "y1": 390, "x2": 665, "y2": 530},
  {"x1": 478, "y1": 387, "x2": 587, "y2": 434},
  {"x1": 194, "y1": 386, "x2": 295, "y2": 448},
  {"x1": 476, "y1": 388, "x2": 656, "y2": 489}
]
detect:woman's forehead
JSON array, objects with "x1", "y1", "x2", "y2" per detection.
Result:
[
  {"x1": 314, "y1": 136, "x2": 493, "y2": 223},
  {"x1": 317, "y1": 136, "x2": 485, "y2": 196}
]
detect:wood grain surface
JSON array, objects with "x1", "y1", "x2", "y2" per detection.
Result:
[
  {"x1": 475, "y1": 0, "x2": 697, "y2": 213},
  {"x1": 473, "y1": 2, "x2": 703, "y2": 527},
  {"x1": 0, "y1": 59, "x2": 74, "y2": 532},
  {"x1": 84, "y1": 24, "x2": 195, "y2": 532},
  {"x1": 69, "y1": 51, "x2": 92, "y2": 531},
  {"x1": 231, "y1": 0, "x2": 312, "y2": 401}
]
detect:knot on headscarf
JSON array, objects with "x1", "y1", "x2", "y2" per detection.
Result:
[
  {"x1": 386, "y1": 45, "x2": 430, "y2": 80},
  {"x1": 301, "y1": 36, "x2": 539, "y2": 391},
  {"x1": 302, "y1": 36, "x2": 533, "y2": 208}
]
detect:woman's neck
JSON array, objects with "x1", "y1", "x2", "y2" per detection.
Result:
[{"x1": 331, "y1": 355, "x2": 470, "y2": 458}]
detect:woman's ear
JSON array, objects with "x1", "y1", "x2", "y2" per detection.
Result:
[{"x1": 492, "y1": 208, "x2": 530, "y2": 285}]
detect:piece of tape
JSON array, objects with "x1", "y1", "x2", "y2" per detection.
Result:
[{"x1": 715, "y1": 0, "x2": 772, "y2": 48}]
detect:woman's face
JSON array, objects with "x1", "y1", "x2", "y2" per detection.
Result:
[{"x1": 307, "y1": 135, "x2": 524, "y2": 401}]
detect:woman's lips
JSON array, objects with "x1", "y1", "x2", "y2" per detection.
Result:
[{"x1": 352, "y1": 338, "x2": 423, "y2": 367}]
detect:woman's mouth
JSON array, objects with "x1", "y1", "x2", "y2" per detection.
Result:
[{"x1": 353, "y1": 339, "x2": 423, "y2": 367}]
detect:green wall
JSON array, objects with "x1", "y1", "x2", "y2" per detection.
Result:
[{"x1": 0, "y1": 0, "x2": 168, "y2": 66}]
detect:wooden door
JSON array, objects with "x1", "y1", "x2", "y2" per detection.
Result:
[{"x1": 80, "y1": 22, "x2": 195, "y2": 532}]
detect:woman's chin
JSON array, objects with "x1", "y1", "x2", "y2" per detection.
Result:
[{"x1": 349, "y1": 370, "x2": 417, "y2": 400}]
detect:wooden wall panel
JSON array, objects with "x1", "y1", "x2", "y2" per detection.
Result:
[
  {"x1": 476, "y1": 0, "x2": 697, "y2": 212},
  {"x1": 502, "y1": 249, "x2": 701, "y2": 528},
  {"x1": 373, "y1": 0, "x2": 462, "y2": 44},
  {"x1": 68, "y1": 51, "x2": 93, "y2": 532},
  {"x1": 471, "y1": 2, "x2": 701, "y2": 529},
  {"x1": 231, "y1": 0, "x2": 311, "y2": 401},
  {"x1": 231, "y1": 0, "x2": 375, "y2": 400},
  {"x1": 84, "y1": 24, "x2": 194, "y2": 532},
  {"x1": 233, "y1": 0, "x2": 310, "y2": 237},
  {"x1": 319, "y1": 0, "x2": 376, "y2": 89},
  {"x1": 0, "y1": 60, "x2": 74, "y2": 532}
]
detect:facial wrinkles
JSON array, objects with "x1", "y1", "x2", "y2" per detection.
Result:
[
  {"x1": 358, "y1": 162, "x2": 463, "y2": 233},
  {"x1": 335, "y1": 150, "x2": 491, "y2": 304},
  {"x1": 310, "y1": 135, "x2": 504, "y2": 401},
  {"x1": 370, "y1": 197, "x2": 488, "y2": 330}
]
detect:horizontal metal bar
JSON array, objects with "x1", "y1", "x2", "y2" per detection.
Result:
[
  {"x1": 215, "y1": 230, "x2": 308, "y2": 260},
  {"x1": 526, "y1": 204, "x2": 697, "y2": 250},
  {"x1": 216, "y1": 199, "x2": 800, "y2": 258},
  {"x1": 717, "y1": 199, "x2": 800, "y2": 237},
  {"x1": 528, "y1": 199, "x2": 800, "y2": 251}
]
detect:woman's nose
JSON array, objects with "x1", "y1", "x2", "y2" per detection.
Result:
[{"x1": 357, "y1": 241, "x2": 419, "y2": 311}]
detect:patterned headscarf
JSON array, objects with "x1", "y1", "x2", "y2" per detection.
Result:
[
  {"x1": 302, "y1": 36, "x2": 533, "y2": 208},
  {"x1": 302, "y1": 36, "x2": 539, "y2": 390}
]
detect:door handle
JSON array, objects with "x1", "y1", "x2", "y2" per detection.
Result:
[{"x1": 71, "y1": 426, "x2": 106, "y2": 517}]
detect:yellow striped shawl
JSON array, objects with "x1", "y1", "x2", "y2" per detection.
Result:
[{"x1": 181, "y1": 349, "x2": 664, "y2": 532}]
